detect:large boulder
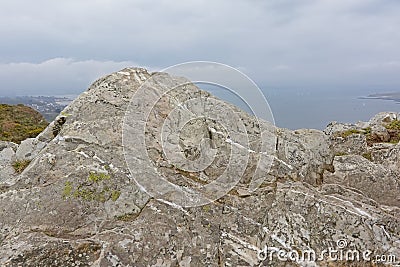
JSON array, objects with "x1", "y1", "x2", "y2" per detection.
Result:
[{"x1": 0, "y1": 68, "x2": 399, "y2": 266}]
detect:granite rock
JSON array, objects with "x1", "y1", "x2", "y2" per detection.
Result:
[{"x1": 0, "y1": 68, "x2": 399, "y2": 266}]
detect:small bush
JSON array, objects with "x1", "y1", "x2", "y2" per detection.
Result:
[
  {"x1": 384, "y1": 120, "x2": 400, "y2": 144},
  {"x1": 385, "y1": 120, "x2": 400, "y2": 130}
]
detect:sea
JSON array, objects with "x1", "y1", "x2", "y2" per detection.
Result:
[
  {"x1": 4, "y1": 88, "x2": 399, "y2": 131},
  {"x1": 203, "y1": 86, "x2": 400, "y2": 130}
]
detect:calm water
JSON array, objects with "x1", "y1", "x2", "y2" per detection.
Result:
[
  {"x1": 52, "y1": 88, "x2": 400, "y2": 131},
  {"x1": 265, "y1": 88, "x2": 400, "y2": 130},
  {"x1": 203, "y1": 86, "x2": 400, "y2": 130}
]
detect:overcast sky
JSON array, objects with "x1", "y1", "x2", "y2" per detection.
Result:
[{"x1": 0, "y1": 0, "x2": 399, "y2": 96}]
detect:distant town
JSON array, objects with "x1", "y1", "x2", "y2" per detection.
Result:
[{"x1": 0, "y1": 95, "x2": 75, "y2": 122}]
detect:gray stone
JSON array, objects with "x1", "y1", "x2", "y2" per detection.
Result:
[
  {"x1": 330, "y1": 133, "x2": 368, "y2": 156},
  {"x1": 15, "y1": 138, "x2": 47, "y2": 161},
  {"x1": 0, "y1": 68, "x2": 399, "y2": 266},
  {"x1": 368, "y1": 112, "x2": 399, "y2": 126},
  {"x1": 275, "y1": 128, "x2": 334, "y2": 185},
  {"x1": 324, "y1": 121, "x2": 354, "y2": 135},
  {"x1": 0, "y1": 141, "x2": 18, "y2": 181},
  {"x1": 323, "y1": 154, "x2": 400, "y2": 207}
]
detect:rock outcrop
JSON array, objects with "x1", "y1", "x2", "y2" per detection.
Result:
[{"x1": 0, "y1": 68, "x2": 399, "y2": 266}]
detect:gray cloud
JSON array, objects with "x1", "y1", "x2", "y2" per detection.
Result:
[
  {"x1": 0, "y1": 0, "x2": 399, "y2": 95},
  {"x1": 0, "y1": 58, "x2": 143, "y2": 96}
]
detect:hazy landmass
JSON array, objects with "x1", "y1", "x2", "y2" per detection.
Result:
[
  {"x1": 363, "y1": 92, "x2": 400, "y2": 103},
  {"x1": 0, "y1": 104, "x2": 48, "y2": 143},
  {"x1": 0, "y1": 96, "x2": 74, "y2": 122}
]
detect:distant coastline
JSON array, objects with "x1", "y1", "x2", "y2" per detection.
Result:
[
  {"x1": 0, "y1": 95, "x2": 75, "y2": 122},
  {"x1": 360, "y1": 92, "x2": 400, "y2": 104},
  {"x1": 1, "y1": 92, "x2": 399, "y2": 129}
]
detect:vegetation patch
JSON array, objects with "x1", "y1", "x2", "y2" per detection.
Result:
[
  {"x1": 362, "y1": 152, "x2": 373, "y2": 161},
  {"x1": 202, "y1": 205, "x2": 211, "y2": 212},
  {"x1": 62, "y1": 171, "x2": 120, "y2": 202},
  {"x1": 337, "y1": 125, "x2": 400, "y2": 145},
  {"x1": 88, "y1": 172, "x2": 111, "y2": 183},
  {"x1": 385, "y1": 120, "x2": 400, "y2": 130},
  {"x1": 0, "y1": 104, "x2": 48, "y2": 143},
  {"x1": 73, "y1": 187, "x2": 110, "y2": 202},
  {"x1": 382, "y1": 120, "x2": 400, "y2": 144},
  {"x1": 111, "y1": 190, "x2": 121, "y2": 201},
  {"x1": 336, "y1": 128, "x2": 374, "y2": 139},
  {"x1": 12, "y1": 160, "x2": 31, "y2": 174},
  {"x1": 60, "y1": 111, "x2": 72, "y2": 117},
  {"x1": 337, "y1": 129, "x2": 361, "y2": 138},
  {"x1": 116, "y1": 213, "x2": 136, "y2": 221},
  {"x1": 62, "y1": 181, "x2": 73, "y2": 198}
]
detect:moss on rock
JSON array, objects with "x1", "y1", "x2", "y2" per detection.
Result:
[{"x1": 62, "y1": 172, "x2": 120, "y2": 203}]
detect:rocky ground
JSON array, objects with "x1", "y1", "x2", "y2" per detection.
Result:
[{"x1": 0, "y1": 68, "x2": 399, "y2": 266}]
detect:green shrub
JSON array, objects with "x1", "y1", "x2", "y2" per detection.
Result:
[
  {"x1": 384, "y1": 120, "x2": 400, "y2": 144},
  {"x1": 385, "y1": 120, "x2": 400, "y2": 130}
]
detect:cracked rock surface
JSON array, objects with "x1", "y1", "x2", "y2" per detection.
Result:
[{"x1": 0, "y1": 68, "x2": 399, "y2": 266}]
